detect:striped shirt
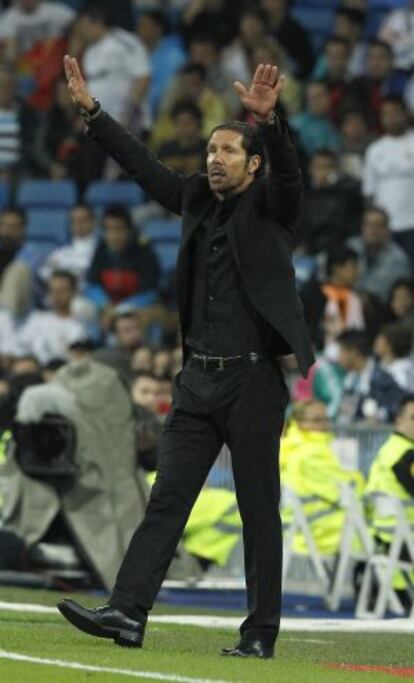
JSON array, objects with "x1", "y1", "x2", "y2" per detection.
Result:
[{"x1": 0, "y1": 108, "x2": 20, "y2": 168}]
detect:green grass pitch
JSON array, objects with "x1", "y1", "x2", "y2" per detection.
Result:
[{"x1": 0, "y1": 587, "x2": 413, "y2": 682}]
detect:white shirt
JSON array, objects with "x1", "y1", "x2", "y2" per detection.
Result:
[
  {"x1": 0, "y1": 2, "x2": 75, "y2": 54},
  {"x1": 0, "y1": 309, "x2": 14, "y2": 355},
  {"x1": 14, "y1": 311, "x2": 84, "y2": 364},
  {"x1": 383, "y1": 357, "x2": 414, "y2": 392},
  {"x1": 363, "y1": 130, "x2": 414, "y2": 233},
  {"x1": 83, "y1": 28, "x2": 151, "y2": 123},
  {"x1": 379, "y1": 9, "x2": 414, "y2": 70},
  {"x1": 39, "y1": 235, "x2": 98, "y2": 287}
]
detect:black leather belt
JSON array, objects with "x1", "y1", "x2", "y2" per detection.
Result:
[{"x1": 190, "y1": 351, "x2": 265, "y2": 371}]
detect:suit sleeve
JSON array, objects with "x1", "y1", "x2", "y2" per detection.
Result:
[
  {"x1": 86, "y1": 110, "x2": 186, "y2": 215},
  {"x1": 257, "y1": 116, "x2": 303, "y2": 230}
]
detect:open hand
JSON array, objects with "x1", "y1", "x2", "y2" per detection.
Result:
[
  {"x1": 234, "y1": 64, "x2": 285, "y2": 121},
  {"x1": 63, "y1": 54, "x2": 94, "y2": 111}
]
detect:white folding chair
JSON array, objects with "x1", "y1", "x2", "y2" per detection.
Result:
[{"x1": 356, "y1": 494, "x2": 414, "y2": 619}]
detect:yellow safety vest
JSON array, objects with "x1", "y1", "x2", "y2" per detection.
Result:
[
  {"x1": 365, "y1": 432, "x2": 414, "y2": 544},
  {"x1": 281, "y1": 422, "x2": 364, "y2": 555},
  {"x1": 0, "y1": 430, "x2": 10, "y2": 466},
  {"x1": 146, "y1": 473, "x2": 241, "y2": 567}
]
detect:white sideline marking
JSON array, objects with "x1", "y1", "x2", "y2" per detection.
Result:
[
  {"x1": 0, "y1": 650, "x2": 234, "y2": 683},
  {"x1": 1, "y1": 600, "x2": 414, "y2": 634}
]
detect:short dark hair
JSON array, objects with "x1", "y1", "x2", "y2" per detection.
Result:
[
  {"x1": 82, "y1": 4, "x2": 113, "y2": 26},
  {"x1": 311, "y1": 148, "x2": 338, "y2": 163},
  {"x1": 50, "y1": 269, "x2": 77, "y2": 290},
  {"x1": 139, "y1": 10, "x2": 170, "y2": 34},
  {"x1": 240, "y1": 7, "x2": 267, "y2": 24},
  {"x1": 189, "y1": 33, "x2": 219, "y2": 50},
  {"x1": 326, "y1": 246, "x2": 358, "y2": 276},
  {"x1": 181, "y1": 62, "x2": 207, "y2": 81},
  {"x1": 103, "y1": 204, "x2": 133, "y2": 230},
  {"x1": 208, "y1": 121, "x2": 266, "y2": 177},
  {"x1": 368, "y1": 39, "x2": 392, "y2": 57},
  {"x1": 71, "y1": 203, "x2": 94, "y2": 216},
  {"x1": 335, "y1": 7, "x2": 366, "y2": 27},
  {"x1": 337, "y1": 330, "x2": 371, "y2": 357},
  {"x1": 381, "y1": 95, "x2": 408, "y2": 111},
  {"x1": 389, "y1": 278, "x2": 414, "y2": 302},
  {"x1": 396, "y1": 394, "x2": 414, "y2": 418},
  {"x1": 171, "y1": 100, "x2": 203, "y2": 123},
  {"x1": 326, "y1": 35, "x2": 351, "y2": 51},
  {"x1": 1, "y1": 207, "x2": 26, "y2": 224},
  {"x1": 363, "y1": 205, "x2": 389, "y2": 225},
  {"x1": 378, "y1": 323, "x2": 413, "y2": 358},
  {"x1": 339, "y1": 107, "x2": 369, "y2": 126}
]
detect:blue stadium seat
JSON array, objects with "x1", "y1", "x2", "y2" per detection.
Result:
[
  {"x1": 26, "y1": 209, "x2": 69, "y2": 246},
  {"x1": 17, "y1": 180, "x2": 77, "y2": 209},
  {"x1": 23, "y1": 240, "x2": 57, "y2": 270},
  {"x1": 84, "y1": 181, "x2": 145, "y2": 209},
  {"x1": 141, "y1": 218, "x2": 181, "y2": 242},
  {"x1": 153, "y1": 241, "x2": 180, "y2": 273},
  {"x1": 291, "y1": 6, "x2": 335, "y2": 51},
  {"x1": 0, "y1": 181, "x2": 10, "y2": 211}
]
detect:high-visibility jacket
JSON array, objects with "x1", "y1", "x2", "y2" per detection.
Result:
[
  {"x1": 0, "y1": 430, "x2": 11, "y2": 509},
  {"x1": 146, "y1": 473, "x2": 241, "y2": 567},
  {"x1": 365, "y1": 432, "x2": 414, "y2": 544},
  {"x1": 281, "y1": 422, "x2": 364, "y2": 555}
]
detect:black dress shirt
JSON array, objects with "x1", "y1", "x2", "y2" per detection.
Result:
[{"x1": 186, "y1": 193, "x2": 279, "y2": 357}]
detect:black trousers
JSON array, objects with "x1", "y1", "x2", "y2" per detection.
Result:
[{"x1": 109, "y1": 356, "x2": 288, "y2": 645}]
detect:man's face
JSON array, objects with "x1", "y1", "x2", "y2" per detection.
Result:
[
  {"x1": 207, "y1": 130, "x2": 259, "y2": 197},
  {"x1": 131, "y1": 347, "x2": 153, "y2": 372},
  {"x1": 341, "y1": 112, "x2": 367, "y2": 142},
  {"x1": 49, "y1": 277, "x2": 74, "y2": 312},
  {"x1": 335, "y1": 15, "x2": 361, "y2": 45},
  {"x1": 137, "y1": 15, "x2": 162, "y2": 46},
  {"x1": 0, "y1": 211, "x2": 25, "y2": 248},
  {"x1": 309, "y1": 155, "x2": 337, "y2": 187},
  {"x1": 104, "y1": 217, "x2": 130, "y2": 252},
  {"x1": 132, "y1": 376, "x2": 159, "y2": 412},
  {"x1": 391, "y1": 285, "x2": 414, "y2": 318},
  {"x1": 174, "y1": 112, "x2": 201, "y2": 144},
  {"x1": 361, "y1": 210, "x2": 389, "y2": 249},
  {"x1": 189, "y1": 40, "x2": 218, "y2": 67},
  {"x1": 19, "y1": 0, "x2": 40, "y2": 13},
  {"x1": 396, "y1": 402, "x2": 414, "y2": 442},
  {"x1": 115, "y1": 315, "x2": 142, "y2": 351},
  {"x1": 298, "y1": 402, "x2": 330, "y2": 432},
  {"x1": 367, "y1": 45, "x2": 392, "y2": 80},
  {"x1": 240, "y1": 14, "x2": 265, "y2": 45},
  {"x1": 182, "y1": 72, "x2": 204, "y2": 100},
  {"x1": 380, "y1": 102, "x2": 407, "y2": 136},
  {"x1": 338, "y1": 346, "x2": 357, "y2": 371},
  {"x1": 326, "y1": 43, "x2": 349, "y2": 79},
  {"x1": 11, "y1": 357, "x2": 39, "y2": 376},
  {"x1": 306, "y1": 84, "x2": 330, "y2": 116},
  {"x1": 332, "y1": 259, "x2": 359, "y2": 288},
  {"x1": 70, "y1": 207, "x2": 94, "y2": 239}
]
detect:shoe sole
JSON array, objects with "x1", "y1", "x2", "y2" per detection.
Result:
[
  {"x1": 57, "y1": 600, "x2": 143, "y2": 648},
  {"x1": 220, "y1": 649, "x2": 274, "y2": 659}
]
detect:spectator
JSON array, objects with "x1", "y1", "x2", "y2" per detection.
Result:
[
  {"x1": 155, "y1": 372, "x2": 173, "y2": 416},
  {"x1": 316, "y1": 36, "x2": 351, "y2": 121},
  {"x1": 132, "y1": 369, "x2": 159, "y2": 414},
  {"x1": 81, "y1": 5, "x2": 151, "y2": 128},
  {"x1": 13, "y1": 270, "x2": 85, "y2": 364},
  {"x1": 260, "y1": 0, "x2": 314, "y2": 78},
  {"x1": 297, "y1": 150, "x2": 363, "y2": 254},
  {"x1": 338, "y1": 108, "x2": 372, "y2": 180},
  {"x1": 248, "y1": 38, "x2": 303, "y2": 118},
  {"x1": 379, "y1": 0, "x2": 414, "y2": 72},
  {"x1": 363, "y1": 97, "x2": 414, "y2": 267},
  {"x1": 136, "y1": 10, "x2": 186, "y2": 117},
  {"x1": 112, "y1": 310, "x2": 143, "y2": 355},
  {"x1": 0, "y1": 68, "x2": 38, "y2": 180},
  {"x1": 188, "y1": 34, "x2": 238, "y2": 115},
  {"x1": 182, "y1": 0, "x2": 240, "y2": 49},
  {"x1": 153, "y1": 348, "x2": 172, "y2": 378},
  {"x1": 301, "y1": 246, "x2": 364, "y2": 353},
  {"x1": 221, "y1": 7, "x2": 268, "y2": 86},
  {"x1": 290, "y1": 81, "x2": 341, "y2": 157},
  {"x1": 337, "y1": 329, "x2": 407, "y2": 424},
  {"x1": 156, "y1": 101, "x2": 206, "y2": 175},
  {"x1": 131, "y1": 369, "x2": 163, "y2": 472},
  {"x1": 0, "y1": 208, "x2": 32, "y2": 317},
  {"x1": 385, "y1": 279, "x2": 414, "y2": 330},
  {"x1": 0, "y1": 308, "x2": 14, "y2": 360},
  {"x1": 374, "y1": 324, "x2": 414, "y2": 392},
  {"x1": 333, "y1": 6, "x2": 366, "y2": 77},
  {"x1": 151, "y1": 62, "x2": 229, "y2": 147},
  {"x1": 348, "y1": 207, "x2": 412, "y2": 302},
  {"x1": 85, "y1": 205, "x2": 160, "y2": 326},
  {"x1": 348, "y1": 40, "x2": 409, "y2": 129},
  {"x1": 0, "y1": 0, "x2": 75, "y2": 62},
  {"x1": 131, "y1": 345, "x2": 154, "y2": 373},
  {"x1": 34, "y1": 78, "x2": 89, "y2": 186},
  {"x1": 39, "y1": 205, "x2": 98, "y2": 287}
]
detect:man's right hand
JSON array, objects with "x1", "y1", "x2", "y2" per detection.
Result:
[{"x1": 63, "y1": 55, "x2": 95, "y2": 111}]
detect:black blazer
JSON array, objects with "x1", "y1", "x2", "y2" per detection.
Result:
[{"x1": 88, "y1": 112, "x2": 315, "y2": 377}]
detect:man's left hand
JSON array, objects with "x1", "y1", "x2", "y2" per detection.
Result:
[{"x1": 234, "y1": 63, "x2": 284, "y2": 122}]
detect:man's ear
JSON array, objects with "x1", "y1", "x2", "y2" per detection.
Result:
[{"x1": 248, "y1": 154, "x2": 261, "y2": 176}]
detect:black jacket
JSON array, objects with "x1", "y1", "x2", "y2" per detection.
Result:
[{"x1": 88, "y1": 111, "x2": 315, "y2": 377}]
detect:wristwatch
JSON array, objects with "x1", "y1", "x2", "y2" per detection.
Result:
[{"x1": 79, "y1": 98, "x2": 102, "y2": 123}]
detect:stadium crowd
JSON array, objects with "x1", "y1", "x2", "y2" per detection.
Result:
[{"x1": 0, "y1": 0, "x2": 414, "y2": 602}]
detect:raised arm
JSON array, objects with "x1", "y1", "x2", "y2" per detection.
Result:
[
  {"x1": 63, "y1": 55, "x2": 185, "y2": 215},
  {"x1": 234, "y1": 64, "x2": 302, "y2": 229}
]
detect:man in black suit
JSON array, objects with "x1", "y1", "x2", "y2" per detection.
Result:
[{"x1": 58, "y1": 56, "x2": 314, "y2": 659}]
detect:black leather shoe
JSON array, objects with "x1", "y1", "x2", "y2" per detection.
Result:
[
  {"x1": 57, "y1": 599, "x2": 145, "y2": 647},
  {"x1": 221, "y1": 636, "x2": 274, "y2": 659}
]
